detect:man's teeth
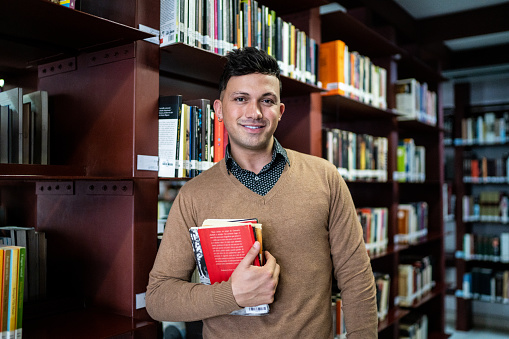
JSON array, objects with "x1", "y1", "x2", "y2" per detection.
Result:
[{"x1": 245, "y1": 126, "x2": 262, "y2": 129}]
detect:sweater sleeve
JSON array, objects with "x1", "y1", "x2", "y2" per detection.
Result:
[
  {"x1": 145, "y1": 188, "x2": 242, "y2": 322},
  {"x1": 329, "y1": 172, "x2": 378, "y2": 338}
]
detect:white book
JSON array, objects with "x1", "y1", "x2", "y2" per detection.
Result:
[
  {"x1": 0, "y1": 87, "x2": 23, "y2": 164},
  {"x1": 23, "y1": 91, "x2": 49, "y2": 164},
  {"x1": 159, "y1": 0, "x2": 180, "y2": 46}
]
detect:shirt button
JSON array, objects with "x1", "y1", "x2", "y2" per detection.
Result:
[{"x1": 254, "y1": 176, "x2": 259, "y2": 181}]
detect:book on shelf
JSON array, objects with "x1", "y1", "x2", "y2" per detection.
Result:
[
  {"x1": 374, "y1": 272, "x2": 390, "y2": 321},
  {"x1": 395, "y1": 78, "x2": 437, "y2": 126},
  {"x1": 460, "y1": 232, "x2": 509, "y2": 262},
  {"x1": 185, "y1": 98, "x2": 214, "y2": 175},
  {"x1": 459, "y1": 268, "x2": 509, "y2": 303},
  {"x1": 160, "y1": 0, "x2": 319, "y2": 85},
  {"x1": 189, "y1": 218, "x2": 268, "y2": 316},
  {"x1": 0, "y1": 105, "x2": 9, "y2": 164},
  {"x1": 0, "y1": 88, "x2": 23, "y2": 164},
  {"x1": 0, "y1": 227, "x2": 47, "y2": 302},
  {"x1": 158, "y1": 95, "x2": 182, "y2": 178},
  {"x1": 397, "y1": 255, "x2": 433, "y2": 307},
  {"x1": 459, "y1": 111, "x2": 509, "y2": 145},
  {"x1": 356, "y1": 207, "x2": 389, "y2": 255},
  {"x1": 395, "y1": 138, "x2": 426, "y2": 183},
  {"x1": 322, "y1": 127, "x2": 388, "y2": 182},
  {"x1": 0, "y1": 89, "x2": 49, "y2": 165},
  {"x1": 395, "y1": 202, "x2": 428, "y2": 245},
  {"x1": 319, "y1": 40, "x2": 387, "y2": 109},
  {"x1": 332, "y1": 292, "x2": 346, "y2": 338},
  {"x1": 0, "y1": 245, "x2": 25, "y2": 339},
  {"x1": 399, "y1": 313, "x2": 428, "y2": 339}
]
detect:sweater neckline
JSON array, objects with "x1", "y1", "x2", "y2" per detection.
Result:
[{"x1": 221, "y1": 149, "x2": 294, "y2": 203}]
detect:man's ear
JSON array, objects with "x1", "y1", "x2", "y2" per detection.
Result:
[
  {"x1": 279, "y1": 102, "x2": 285, "y2": 120},
  {"x1": 213, "y1": 99, "x2": 223, "y2": 121}
]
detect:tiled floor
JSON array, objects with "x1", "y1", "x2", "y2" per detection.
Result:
[{"x1": 446, "y1": 324, "x2": 509, "y2": 338}]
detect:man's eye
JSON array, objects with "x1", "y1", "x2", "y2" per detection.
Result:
[
  {"x1": 262, "y1": 99, "x2": 275, "y2": 104},
  {"x1": 234, "y1": 97, "x2": 245, "y2": 102}
]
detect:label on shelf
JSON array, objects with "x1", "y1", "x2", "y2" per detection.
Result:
[{"x1": 137, "y1": 155, "x2": 159, "y2": 171}]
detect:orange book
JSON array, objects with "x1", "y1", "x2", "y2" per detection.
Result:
[
  {"x1": 319, "y1": 40, "x2": 346, "y2": 96},
  {"x1": 214, "y1": 112, "x2": 225, "y2": 162}
]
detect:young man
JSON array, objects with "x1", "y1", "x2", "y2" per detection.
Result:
[{"x1": 146, "y1": 47, "x2": 378, "y2": 338}]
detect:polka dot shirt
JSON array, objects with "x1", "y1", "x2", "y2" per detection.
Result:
[{"x1": 225, "y1": 138, "x2": 290, "y2": 196}]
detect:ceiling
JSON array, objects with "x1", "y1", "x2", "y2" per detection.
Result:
[{"x1": 331, "y1": 0, "x2": 509, "y2": 75}]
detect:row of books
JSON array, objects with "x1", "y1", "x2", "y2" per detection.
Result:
[
  {"x1": 0, "y1": 227, "x2": 47, "y2": 302},
  {"x1": 319, "y1": 40, "x2": 388, "y2": 110},
  {"x1": 395, "y1": 202, "x2": 428, "y2": 245},
  {"x1": 395, "y1": 78, "x2": 437, "y2": 126},
  {"x1": 458, "y1": 112, "x2": 509, "y2": 145},
  {"x1": 0, "y1": 89, "x2": 49, "y2": 165},
  {"x1": 0, "y1": 246, "x2": 25, "y2": 339},
  {"x1": 395, "y1": 138, "x2": 426, "y2": 183},
  {"x1": 160, "y1": 0, "x2": 318, "y2": 85},
  {"x1": 399, "y1": 313, "x2": 429, "y2": 339},
  {"x1": 356, "y1": 207, "x2": 389, "y2": 255},
  {"x1": 158, "y1": 95, "x2": 226, "y2": 178},
  {"x1": 46, "y1": 0, "x2": 78, "y2": 9},
  {"x1": 462, "y1": 192, "x2": 509, "y2": 223},
  {"x1": 442, "y1": 183, "x2": 456, "y2": 221},
  {"x1": 374, "y1": 272, "x2": 390, "y2": 322},
  {"x1": 458, "y1": 268, "x2": 509, "y2": 304},
  {"x1": 463, "y1": 155, "x2": 509, "y2": 183},
  {"x1": 457, "y1": 233, "x2": 509, "y2": 262},
  {"x1": 322, "y1": 128, "x2": 388, "y2": 182},
  {"x1": 397, "y1": 256, "x2": 434, "y2": 307}
]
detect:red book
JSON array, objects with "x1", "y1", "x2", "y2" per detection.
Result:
[{"x1": 196, "y1": 223, "x2": 260, "y2": 284}]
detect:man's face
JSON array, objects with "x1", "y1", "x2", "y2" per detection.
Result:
[{"x1": 214, "y1": 73, "x2": 285, "y2": 155}]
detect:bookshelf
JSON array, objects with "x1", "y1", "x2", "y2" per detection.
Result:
[
  {"x1": 1, "y1": 1, "x2": 446, "y2": 338},
  {"x1": 320, "y1": 5, "x2": 446, "y2": 339},
  {"x1": 1, "y1": 0, "x2": 159, "y2": 337},
  {"x1": 449, "y1": 82, "x2": 509, "y2": 331}
]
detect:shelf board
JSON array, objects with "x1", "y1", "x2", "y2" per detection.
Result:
[
  {"x1": 370, "y1": 244, "x2": 397, "y2": 261},
  {"x1": 160, "y1": 43, "x2": 324, "y2": 97},
  {"x1": 322, "y1": 94, "x2": 399, "y2": 120},
  {"x1": 0, "y1": 0, "x2": 154, "y2": 71},
  {"x1": 321, "y1": 11, "x2": 403, "y2": 58},
  {"x1": 398, "y1": 119, "x2": 441, "y2": 133},
  {"x1": 378, "y1": 307, "x2": 410, "y2": 332},
  {"x1": 0, "y1": 164, "x2": 86, "y2": 180},
  {"x1": 400, "y1": 283, "x2": 445, "y2": 309},
  {"x1": 23, "y1": 307, "x2": 156, "y2": 339}
]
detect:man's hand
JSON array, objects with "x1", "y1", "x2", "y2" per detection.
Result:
[{"x1": 230, "y1": 242, "x2": 280, "y2": 307}]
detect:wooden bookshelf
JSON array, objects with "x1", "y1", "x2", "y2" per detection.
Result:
[
  {"x1": 321, "y1": 6, "x2": 446, "y2": 339},
  {"x1": 0, "y1": 0, "x2": 159, "y2": 336}
]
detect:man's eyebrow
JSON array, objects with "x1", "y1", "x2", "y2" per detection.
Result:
[{"x1": 230, "y1": 91, "x2": 250, "y2": 97}]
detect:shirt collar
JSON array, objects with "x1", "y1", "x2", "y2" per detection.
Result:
[{"x1": 225, "y1": 137, "x2": 290, "y2": 173}]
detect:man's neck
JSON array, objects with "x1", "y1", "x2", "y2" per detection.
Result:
[{"x1": 230, "y1": 142, "x2": 274, "y2": 174}]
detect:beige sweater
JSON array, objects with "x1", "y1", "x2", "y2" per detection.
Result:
[{"x1": 146, "y1": 149, "x2": 378, "y2": 338}]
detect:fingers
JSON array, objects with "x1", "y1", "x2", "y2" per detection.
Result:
[{"x1": 237, "y1": 241, "x2": 261, "y2": 269}]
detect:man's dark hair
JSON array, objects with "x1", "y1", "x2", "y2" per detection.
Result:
[{"x1": 218, "y1": 47, "x2": 282, "y2": 97}]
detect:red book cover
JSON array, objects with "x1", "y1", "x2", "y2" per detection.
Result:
[{"x1": 197, "y1": 224, "x2": 260, "y2": 284}]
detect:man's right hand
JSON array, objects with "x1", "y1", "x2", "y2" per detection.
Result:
[{"x1": 230, "y1": 241, "x2": 280, "y2": 307}]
